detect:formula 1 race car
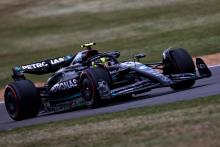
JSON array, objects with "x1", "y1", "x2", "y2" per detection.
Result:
[{"x1": 4, "y1": 43, "x2": 212, "y2": 120}]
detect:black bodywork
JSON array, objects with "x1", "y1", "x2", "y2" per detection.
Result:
[{"x1": 6, "y1": 43, "x2": 212, "y2": 119}]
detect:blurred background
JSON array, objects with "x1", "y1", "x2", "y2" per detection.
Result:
[{"x1": 0, "y1": 0, "x2": 220, "y2": 88}]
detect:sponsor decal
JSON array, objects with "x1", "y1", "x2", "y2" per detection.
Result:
[
  {"x1": 50, "y1": 57, "x2": 65, "y2": 65},
  {"x1": 44, "y1": 97, "x2": 85, "y2": 112},
  {"x1": 21, "y1": 57, "x2": 66, "y2": 70},
  {"x1": 51, "y1": 79, "x2": 77, "y2": 92},
  {"x1": 22, "y1": 62, "x2": 48, "y2": 70},
  {"x1": 97, "y1": 81, "x2": 111, "y2": 98}
]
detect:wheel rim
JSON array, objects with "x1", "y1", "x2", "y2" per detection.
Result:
[
  {"x1": 5, "y1": 91, "x2": 18, "y2": 117},
  {"x1": 82, "y1": 78, "x2": 93, "y2": 102}
]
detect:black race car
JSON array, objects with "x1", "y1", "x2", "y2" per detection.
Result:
[{"x1": 4, "y1": 43, "x2": 212, "y2": 120}]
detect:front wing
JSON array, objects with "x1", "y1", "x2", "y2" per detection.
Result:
[{"x1": 98, "y1": 58, "x2": 212, "y2": 98}]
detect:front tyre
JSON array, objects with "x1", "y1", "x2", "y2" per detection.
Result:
[
  {"x1": 79, "y1": 68, "x2": 111, "y2": 108},
  {"x1": 163, "y1": 48, "x2": 196, "y2": 91},
  {"x1": 4, "y1": 80, "x2": 41, "y2": 120}
]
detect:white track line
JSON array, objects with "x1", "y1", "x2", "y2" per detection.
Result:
[
  {"x1": 0, "y1": 64, "x2": 220, "y2": 104},
  {"x1": 209, "y1": 64, "x2": 220, "y2": 68}
]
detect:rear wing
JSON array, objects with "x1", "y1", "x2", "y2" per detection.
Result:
[{"x1": 12, "y1": 55, "x2": 74, "y2": 80}]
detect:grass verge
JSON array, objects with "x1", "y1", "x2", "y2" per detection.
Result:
[
  {"x1": 0, "y1": 0, "x2": 220, "y2": 87},
  {"x1": 0, "y1": 94, "x2": 220, "y2": 147}
]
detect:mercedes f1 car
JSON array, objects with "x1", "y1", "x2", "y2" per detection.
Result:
[{"x1": 4, "y1": 43, "x2": 212, "y2": 120}]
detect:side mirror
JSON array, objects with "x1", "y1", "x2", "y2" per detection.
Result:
[{"x1": 134, "y1": 53, "x2": 145, "y2": 61}]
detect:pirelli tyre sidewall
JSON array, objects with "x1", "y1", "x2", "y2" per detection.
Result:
[
  {"x1": 79, "y1": 68, "x2": 111, "y2": 108},
  {"x1": 163, "y1": 48, "x2": 196, "y2": 90},
  {"x1": 4, "y1": 80, "x2": 41, "y2": 120}
]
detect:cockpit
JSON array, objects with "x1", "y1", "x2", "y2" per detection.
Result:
[
  {"x1": 70, "y1": 43, "x2": 120, "y2": 68},
  {"x1": 71, "y1": 49, "x2": 98, "y2": 65}
]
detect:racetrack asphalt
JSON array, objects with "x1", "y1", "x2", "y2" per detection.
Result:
[{"x1": 0, "y1": 66, "x2": 220, "y2": 131}]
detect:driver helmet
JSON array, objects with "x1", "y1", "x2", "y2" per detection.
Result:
[
  {"x1": 100, "y1": 57, "x2": 109, "y2": 67},
  {"x1": 92, "y1": 57, "x2": 112, "y2": 67}
]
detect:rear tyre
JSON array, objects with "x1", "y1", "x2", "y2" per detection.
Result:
[
  {"x1": 4, "y1": 80, "x2": 41, "y2": 120},
  {"x1": 79, "y1": 68, "x2": 111, "y2": 108},
  {"x1": 163, "y1": 48, "x2": 196, "y2": 91}
]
